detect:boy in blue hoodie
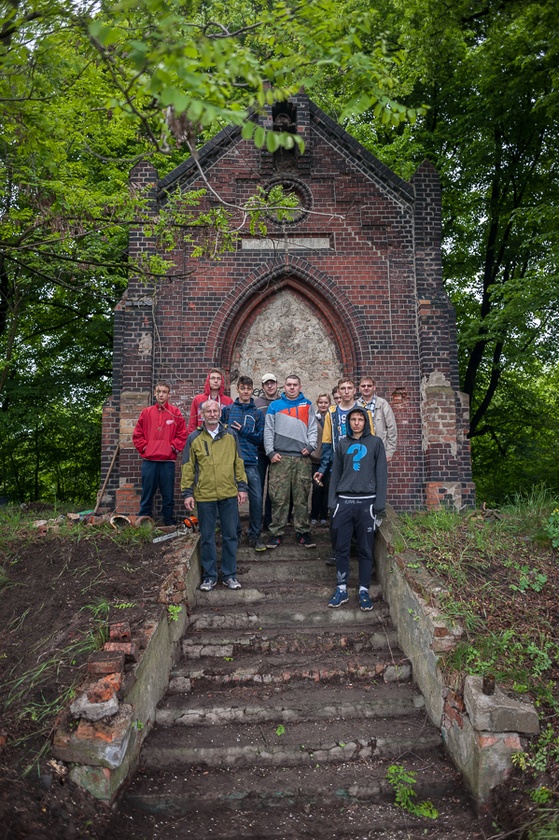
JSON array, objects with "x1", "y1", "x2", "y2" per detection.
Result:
[
  {"x1": 222, "y1": 376, "x2": 266, "y2": 551},
  {"x1": 327, "y1": 406, "x2": 387, "y2": 611}
]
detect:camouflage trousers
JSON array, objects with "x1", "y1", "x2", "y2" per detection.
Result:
[{"x1": 267, "y1": 455, "x2": 312, "y2": 536}]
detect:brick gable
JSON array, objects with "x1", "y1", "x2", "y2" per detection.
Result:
[{"x1": 100, "y1": 94, "x2": 474, "y2": 515}]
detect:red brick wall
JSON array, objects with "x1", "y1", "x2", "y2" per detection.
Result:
[{"x1": 101, "y1": 94, "x2": 474, "y2": 514}]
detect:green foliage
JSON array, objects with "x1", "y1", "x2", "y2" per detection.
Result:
[
  {"x1": 513, "y1": 726, "x2": 559, "y2": 777},
  {"x1": 530, "y1": 787, "x2": 554, "y2": 806},
  {"x1": 469, "y1": 371, "x2": 559, "y2": 506},
  {"x1": 329, "y1": 0, "x2": 559, "y2": 502},
  {"x1": 106, "y1": 523, "x2": 155, "y2": 545},
  {"x1": 0, "y1": 0, "x2": 421, "y2": 502},
  {"x1": 84, "y1": 0, "x2": 421, "y2": 143},
  {"x1": 527, "y1": 815, "x2": 559, "y2": 840},
  {"x1": 166, "y1": 604, "x2": 182, "y2": 621},
  {"x1": 0, "y1": 399, "x2": 104, "y2": 504},
  {"x1": 386, "y1": 764, "x2": 439, "y2": 819},
  {"x1": 510, "y1": 568, "x2": 548, "y2": 596},
  {"x1": 544, "y1": 509, "x2": 559, "y2": 549},
  {"x1": 399, "y1": 502, "x2": 559, "y2": 834},
  {"x1": 399, "y1": 498, "x2": 559, "y2": 717}
]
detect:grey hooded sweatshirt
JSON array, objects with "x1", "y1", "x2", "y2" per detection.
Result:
[{"x1": 327, "y1": 406, "x2": 387, "y2": 512}]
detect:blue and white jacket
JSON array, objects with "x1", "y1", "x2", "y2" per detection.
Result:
[{"x1": 263, "y1": 391, "x2": 317, "y2": 458}]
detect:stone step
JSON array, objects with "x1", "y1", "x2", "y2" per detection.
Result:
[
  {"x1": 188, "y1": 600, "x2": 390, "y2": 631},
  {"x1": 109, "y1": 801, "x2": 483, "y2": 840},
  {"x1": 104, "y1": 526, "x2": 488, "y2": 840},
  {"x1": 157, "y1": 682, "x2": 423, "y2": 727},
  {"x1": 235, "y1": 551, "x2": 361, "y2": 579},
  {"x1": 118, "y1": 756, "x2": 464, "y2": 817},
  {"x1": 141, "y1": 715, "x2": 442, "y2": 771},
  {"x1": 194, "y1": 582, "x2": 383, "y2": 605},
  {"x1": 236, "y1": 533, "x2": 332, "y2": 555},
  {"x1": 169, "y1": 649, "x2": 411, "y2": 692},
  {"x1": 111, "y1": 758, "x2": 484, "y2": 839},
  {"x1": 181, "y1": 625, "x2": 400, "y2": 658}
]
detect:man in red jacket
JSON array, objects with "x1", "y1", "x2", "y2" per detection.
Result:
[{"x1": 133, "y1": 382, "x2": 187, "y2": 525}]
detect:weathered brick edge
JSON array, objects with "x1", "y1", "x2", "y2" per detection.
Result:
[
  {"x1": 51, "y1": 536, "x2": 202, "y2": 802},
  {"x1": 375, "y1": 512, "x2": 539, "y2": 811}
]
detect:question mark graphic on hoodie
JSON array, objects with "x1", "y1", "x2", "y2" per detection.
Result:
[{"x1": 347, "y1": 443, "x2": 367, "y2": 471}]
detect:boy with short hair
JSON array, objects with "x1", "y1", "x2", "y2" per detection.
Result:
[
  {"x1": 357, "y1": 376, "x2": 397, "y2": 461},
  {"x1": 327, "y1": 406, "x2": 387, "y2": 611},
  {"x1": 314, "y1": 378, "x2": 364, "y2": 484},
  {"x1": 133, "y1": 381, "x2": 187, "y2": 525},
  {"x1": 186, "y1": 368, "x2": 233, "y2": 436},
  {"x1": 222, "y1": 376, "x2": 266, "y2": 551},
  {"x1": 264, "y1": 374, "x2": 317, "y2": 548}
]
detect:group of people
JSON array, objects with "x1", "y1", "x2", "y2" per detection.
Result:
[{"x1": 132, "y1": 369, "x2": 397, "y2": 610}]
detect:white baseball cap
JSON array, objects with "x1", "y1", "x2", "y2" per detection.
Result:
[{"x1": 261, "y1": 373, "x2": 277, "y2": 383}]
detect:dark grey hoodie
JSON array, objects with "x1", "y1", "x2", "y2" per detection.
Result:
[{"x1": 327, "y1": 406, "x2": 387, "y2": 512}]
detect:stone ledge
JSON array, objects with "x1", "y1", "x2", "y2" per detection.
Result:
[
  {"x1": 464, "y1": 676, "x2": 539, "y2": 735},
  {"x1": 51, "y1": 535, "x2": 201, "y2": 801},
  {"x1": 376, "y1": 512, "x2": 539, "y2": 809}
]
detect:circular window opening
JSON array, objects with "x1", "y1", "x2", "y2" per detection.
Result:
[{"x1": 264, "y1": 178, "x2": 312, "y2": 226}]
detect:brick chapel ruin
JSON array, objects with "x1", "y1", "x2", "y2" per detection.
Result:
[{"x1": 100, "y1": 92, "x2": 475, "y2": 514}]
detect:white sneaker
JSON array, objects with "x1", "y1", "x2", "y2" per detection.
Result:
[
  {"x1": 311, "y1": 519, "x2": 318, "y2": 526},
  {"x1": 200, "y1": 579, "x2": 216, "y2": 591},
  {"x1": 222, "y1": 577, "x2": 242, "y2": 590}
]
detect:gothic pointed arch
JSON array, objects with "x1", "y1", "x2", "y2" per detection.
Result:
[{"x1": 207, "y1": 255, "x2": 365, "y2": 379}]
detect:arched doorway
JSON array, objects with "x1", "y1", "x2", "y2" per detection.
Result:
[{"x1": 230, "y1": 288, "x2": 343, "y2": 401}]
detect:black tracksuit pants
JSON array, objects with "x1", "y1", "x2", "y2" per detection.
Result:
[{"x1": 331, "y1": 495, "x2": 375, "y2": 589}]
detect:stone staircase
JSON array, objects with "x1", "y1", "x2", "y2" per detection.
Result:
[{"x1": 106, "y1": 527, "x2": 487, "y2": 839}]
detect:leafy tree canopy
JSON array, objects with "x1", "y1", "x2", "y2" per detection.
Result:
[
  {"x1": 324, "y1": 0, "x2": 559, "y2": 500},
  {"x1": 0, "y1": 0, "x2": 419, "y2": 501},
  {"x1": 2, "y1": 0, "x2": 558, "y2": 505}
]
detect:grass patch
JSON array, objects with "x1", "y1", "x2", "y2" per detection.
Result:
[
  {"x1": 395, "y1": 489, "x2": 559, "y2": 833},
  {"x1": 0, "y1": 505, "x2": 155, "y2": 551}
]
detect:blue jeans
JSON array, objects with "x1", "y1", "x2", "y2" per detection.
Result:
[
  {"x1": 197, "y1": 496, "x2": 239, "y2": 582},
  {"x1": 244, "y1": 463, "x2": 263, "y2": 540},
  {"x1": 138, "y1": 460, "x2": 176, "y2": 523},
  {"x1": 331, "y1": 496, "x2": 375, "y2": 588}
]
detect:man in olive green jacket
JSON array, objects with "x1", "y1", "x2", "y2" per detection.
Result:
[{"x1": 181, "y1": 400, "x2": 247, "y2": 591}]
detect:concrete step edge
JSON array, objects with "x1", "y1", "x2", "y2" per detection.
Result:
[
  {"x1": 182, "y1": 628, "x2": 401, "y2": 658},
  {"x1": 189, "y1": 607, "x2": 389, "y2": 631},
  {"x1": 155, "y1": 695, "x2": 423, "y2": 727},
  {"x1": 198, "y1": 584, "x2": 383, "y2": 604},
  {"x1": 168, "y1": 659, "x2": 411, "y2": 692},
  {"x1": 142, "y1": 733, "x2": 443, "y2": 770},
  {"x1": 123, "y1": 775, "x2": 460, "y2": 816},
  {"x1": 182, "y1": 625, "x2": 399, "y2": 659}
]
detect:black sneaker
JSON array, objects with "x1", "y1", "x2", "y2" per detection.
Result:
[
  {"x1": 266, "y1": 535, "x2": 283, "y2": 549},
  {"x1": 297, "y1": 533, "x2": 316, "y2": 548},
  {"x1": 325, "y1": 556, "x2": 336, "y2": 566},
  {"x1": 248, "y1": 537, "x2": 267, "y2": 552}
]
